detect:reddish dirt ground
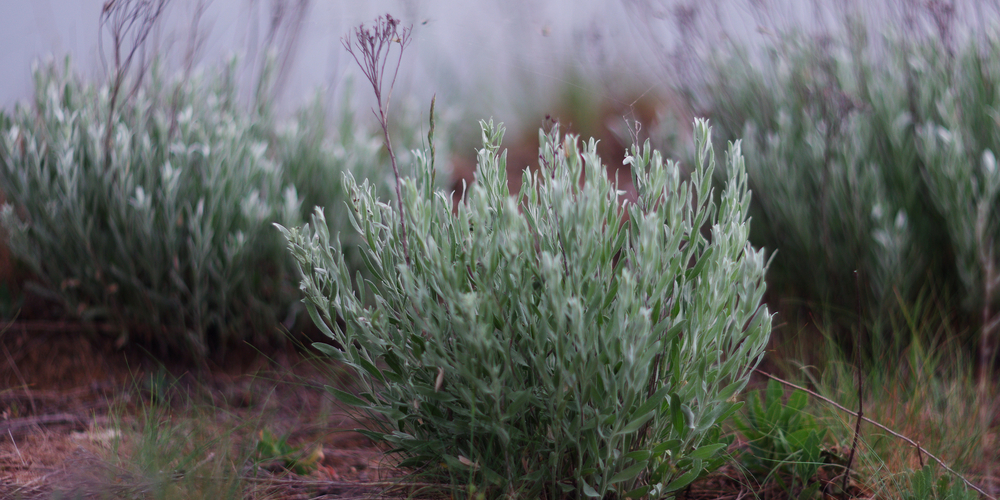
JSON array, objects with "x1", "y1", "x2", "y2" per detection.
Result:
[
  {"x1": 0, "y1": 322, "x2": 872, "y2": 500},
  {"x1": 0, "y1": 291, "x2": 995, "y2": 499},
  {"x1": 0, "y1": 320, "x2": 418, "y2": 500}
]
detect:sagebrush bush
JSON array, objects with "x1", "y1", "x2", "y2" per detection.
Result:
[
  {"x1": 0, "y1": 58, "x2": 304, "y2": 358},
  {"x1": 704, "y1": 31, "x2": 1000, "y2": 356},
  {"x1": 279, "y1": 118, "x2": 771, "y2": 498},
  {"x1": 0, "y1": 56, "x2": 446, "y2": 359}
]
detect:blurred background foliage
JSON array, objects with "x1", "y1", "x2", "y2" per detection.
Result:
[
  {"x1": 0, "y1": 0, "x2": 998, "y2": 375},
  {"x1": 0, "y1": 1, "x2": 997, "y2": 496}
]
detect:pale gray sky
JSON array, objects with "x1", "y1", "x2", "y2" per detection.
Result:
[{"x1": 1, "y1": 0, "x2": 994, "y2": 129}]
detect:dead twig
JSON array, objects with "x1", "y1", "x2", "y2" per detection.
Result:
[
  {"x1": 842, "y1": 270, "x2": 864, "y2": 499},
  {"x1": 0, "y1": 413, "x2": 89, "y2": 438},
  {"x1": 342, "y1": 14, "x2": 414, "y2": 267},
  {"x1": 242, "y1": 474, "x2": 445, "y2": 499},
  {"x1": 8, "y1": 429, "x2": 26, "y2": 466},
  {"x1": 241, "y1": 477, "x2": 439, "y2": 488},
  {"x1": 167, "y1": 0, "x2": 208, "y2": 142},
  {"x1": 98, "y1": 0, "x2": 169, "y2": 169},
  {"x1": 255, "y1": 0, "x2": 310, "y2": 106}
]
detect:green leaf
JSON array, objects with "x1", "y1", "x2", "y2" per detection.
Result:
[
  {"x1": 765, "y1": 379, "x2": 783, "y2": 407},
  {"x1": 670, "y1": 394, "x2": 685, "y2": 434},
  {"x1": 308, "y1": 305, "x2": 338, "y2": 340},
  {"x1": 312, "y1": 342, "x2": 346, "y2": 362},
  {"x1": 688, "y1": 443, "x2": 726, "y2": 461},
  {"x1": 353, "y1": 429, "x2": 386, "y2": 443},
  {"x1": 624, "y1": 450, "x2": 652, "y2": 462},
  {"x1": 632, "y1": 386, "x2": 671, "y2": 419},
  {"x1": 408, "y1": 334, "x2": 425, "y2": 358},
  {"x1": 696, "y1": 401, "x2": 742, "y2": 434},
  {"x1": 330, "y1": 388, "x2": 368, "y2": 408},
  {"x1": 617, "y1": 410, "x2": 655, "y2": 436},
  {"x1": 580, "y1": 481, "x2": 602, "y2": 498},
  {"x1": 681, "y1": 403, "x2": 695, "y2": 431},
  {"x1": 602, "y1": 278, "x2": 619, "y2": 310},
  {"x1": 382, "y1": 349, "x2": 404, "y2": 376},
  {"x1": 610, "y1": 460, "x2": 648, "y2": 484},
  {"x1": 651, "y1": 439, "x2": 681, "y2": 456},
  {"x1": 664, "y1": 458, "x2": 702, "y2": 492},
  {"x1": 685, "y1": 247, "x2": 713, "y2": 280},
  {"x1": 661, "y1": 321, "x2": 685, "y2": 343},
  {"x1": 622, "y1": 485, "x2": 652, "y2": 498},
  {"x1": 506, "y1": 389, "x2": 533, "y2": 416},
  {"x1": 787, "y1": 389, "x2": 808, "y2": 412},
  {"x1": 787, "y1": 428, "x2": 813, "y2": 449},
  {"x1": 356, "y1": 354, "x2": 386, "y2": 384}
]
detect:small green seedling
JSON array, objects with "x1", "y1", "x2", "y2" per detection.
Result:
[
  {"x1": 254, "y1": 429, "x2": 324, "y2": 475},
  {"x1": 735, "y1": 380, "x2": 829, "y2": 496}
]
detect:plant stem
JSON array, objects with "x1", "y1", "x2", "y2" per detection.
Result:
[
  {"x1": 842, "y1": 270, "x2": 864, "y2": 499},
  {"x1": 342, "y1": 15, "x2": 413, "y2": 267},
  {"x1": 98, "y1": 0, "x2": 167, "y2": 171},
  {"x1": 379, "y1": 97, "x2": 410, "y2": 267}
]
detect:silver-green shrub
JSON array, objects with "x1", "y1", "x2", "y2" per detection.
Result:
[
  {"x1": 0, "y1": 59, "x2": 302, "y2": 358},
  {"x1": 279, "y1": 118, "x2": 771, "y2": 497},
  {"x1": 704, "y1": 31, "x2": 1000, "y2": 351}
]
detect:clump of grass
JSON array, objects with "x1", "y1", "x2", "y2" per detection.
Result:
[
  {"x1": 753, "y1": 302, "x2": 995, "y2": 498},
  {"x1": 45, "y1": 374, "x2": 255, "y2": 500}
]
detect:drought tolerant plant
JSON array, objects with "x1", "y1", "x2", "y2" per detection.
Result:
[
  {"x1": 702, "y1": 25, "x2": 1000, "y2": 365},
  {"x1": 279, "y1": 116, "x2": 772, "y2": 497},
  {"x1": 704, "y1": 30, "x2": 934, "y2": 339},
  {"x1": 912, "y1": 49, "x2": 1000, "y2": 442},
  {"x1": 0, "y1": 59, "x2": 302, "y2": 359},
  {"x1": 703, "y1": 28, "x2": 1000, "y2": 481}
]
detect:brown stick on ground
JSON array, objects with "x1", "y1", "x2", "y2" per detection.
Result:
[{"x1": 0, "y1": 413, "x2": 90, "y2": 439}]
